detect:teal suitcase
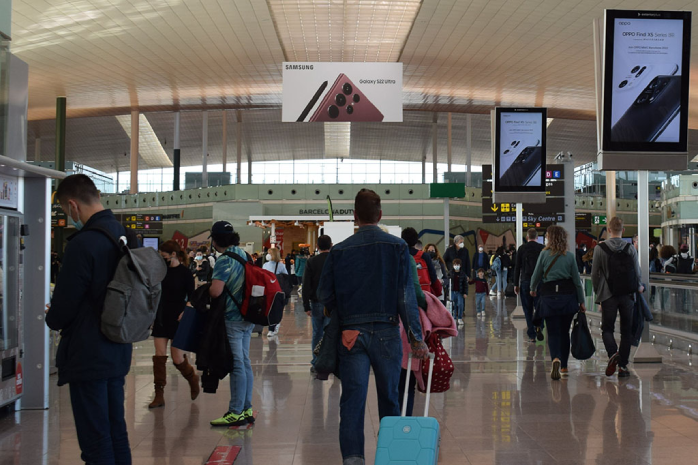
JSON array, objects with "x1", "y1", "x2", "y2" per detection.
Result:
[{"x1": 375, "y1": 353, "x2": 440, "y2": 465}]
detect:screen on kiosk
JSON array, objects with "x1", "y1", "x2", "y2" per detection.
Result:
[
  {"x1": 603, "y1": 10, "x2": 691, "y2": 152},
  {"x1": 496, "y1": 110, "x2": 544, "y2": 190}
]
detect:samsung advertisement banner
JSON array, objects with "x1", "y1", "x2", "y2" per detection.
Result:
[
  {"x1": 282, "y1": 63, "x2": 402, "y2": 122},
  {"x1": 493, "y1": 107, "x2": 547, "y2": 204},
  {"x1": 598, "y1": 10, "x2": 691, "y2": 170}
]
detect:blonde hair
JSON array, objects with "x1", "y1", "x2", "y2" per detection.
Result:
[
  {"x1": 543, "y1": 225, "x2": 568, "y2": 256},
  {"x1": 269, "y1": 247, "x2": 282, "y2": 262}
]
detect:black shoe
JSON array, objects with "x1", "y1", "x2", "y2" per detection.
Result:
[
  {"x1": 618, "y1": 366, "x2": 630, "y2": 378},
  {"x1": 536, "y1": 327, "x2": 544, "y2": 341},
  {"x1": 606, "y1": 353, "x2": 619, "y2": 377}
]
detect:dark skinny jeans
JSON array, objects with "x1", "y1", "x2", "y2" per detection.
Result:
[{"x1": 601, "y1": 295, "x2": 634, "y2": 368}]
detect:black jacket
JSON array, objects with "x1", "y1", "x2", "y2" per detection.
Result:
[
  {"x1": 46, "y1": 210, "x2": 133, "y2": 386},
  {"x1": 302, "y1": 252, "x2": 330, "y2": 312},
  {"x1": 443, "y1": 245, "x2": 471, "y2": 277},
  {"x1": 514, "y1": 240, "x2": 545, "y2": 285},
  {"x1": 449, "y1": 269, "x2": 469, "y2": 295}
]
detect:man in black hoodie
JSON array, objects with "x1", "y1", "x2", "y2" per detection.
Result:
[
  {"x1": 514, "y1": 228, "x2": 545, "y2": 342},
  {"x1": 46, "y1": 175, "x2": 133, "y2": 464}
]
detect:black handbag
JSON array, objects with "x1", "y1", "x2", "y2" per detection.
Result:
[
  {"x1": 313, "y1": 309, "x2": 341, "y2": 380},
  {"x1": 571, "y1": 312, "x2": 595, "y2": 360}
]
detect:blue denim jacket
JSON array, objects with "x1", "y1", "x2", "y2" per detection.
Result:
[{"x1": 317, "y1": 225, "x2": 423, "y2": 341}]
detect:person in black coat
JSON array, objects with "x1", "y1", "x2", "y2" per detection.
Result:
[
  {"x1": 46, "y1": 174, "x2": 132, "y2": 464},
  {"x1": 443, "y1": 234, "x2": 472, "y2": 278}
]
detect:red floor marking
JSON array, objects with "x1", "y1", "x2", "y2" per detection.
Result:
[
  {"x1": 205, "y1": 446, "x2": 241, "y2": 464},
  {"x1": 228, "y1": 411, "x2": 258, "y2": 430}
]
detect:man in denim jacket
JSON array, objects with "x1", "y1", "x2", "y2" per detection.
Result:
[{"x1": 318, "y1": 189, "x2": 428, "y2": 465}]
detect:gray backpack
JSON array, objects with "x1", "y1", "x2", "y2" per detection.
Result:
[{"x1": 91, "y1": 227, "x2": 167, "y2": 343}]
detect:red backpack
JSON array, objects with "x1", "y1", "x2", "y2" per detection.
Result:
[
  {"x1": 418, "y1": 334, "x2": 454, "y2": 394},
  {"x1": 223, "y1": 252, "x2": 285, "y2": 326},
  {"x1": 413, "y1": 251, "x2": 443, "y2": 296}
]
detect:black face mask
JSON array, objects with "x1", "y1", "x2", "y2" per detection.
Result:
[{"x1": 427, "y1": 251, "x2": 436, "y2": 259}]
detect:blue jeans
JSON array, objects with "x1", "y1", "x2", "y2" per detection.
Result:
[
  {"x1": 225, "y1": 320, "x2": 254, "y2": 414},
  {"x1": 69, "y1": 377, "x2": 131, "y2": 465},
  {"x1": 338, "y1": 323, "x2": 402, "y2": 462},
  {"x1": 451, "y1": 291, "x2": 464, "y2": 319},
  {"x1": 492, "y1": 268, "x2": 508, "y2": 293},
  {"x1": 476, "y1": 293, "x2": 486, "y2": 313},
  {"x1": 520, "y1": 280, "x2": 541, "y2": 339},
  {"x1": 310, "y1": 301, "x2": 329, "y2": 364}
]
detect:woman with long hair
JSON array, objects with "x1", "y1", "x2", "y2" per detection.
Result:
[
  {"x1": 530, "y1": 226, "x2": 586, "y2": 380},
  {"x1": 425, "y1": 243, "x2": 449, "y2": 303},
  {"x1": 149, "y1": 240, "x2": 198, "y2": 408},
  {"x1": 263, "y1": 247, "x2": 289, "y2": 338}
]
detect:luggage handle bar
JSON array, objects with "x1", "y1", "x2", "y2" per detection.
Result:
[{"x1": 401, "y1": 352, "x2": 436, "y2": 418}]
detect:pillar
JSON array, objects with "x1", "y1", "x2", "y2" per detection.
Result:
[
  {"x1": 422, "y1": 156, "x2": 426, "y2": 184},
  {"x1": 447, "y1": 112, "x2": 452, "y2": 173},
  {"x1": 202, "y1": 111, "x2": 208, "y2": 188},
  {"x1": 443, "y1": 198, "x2": 449, "y2": 250},
  {"x1": 634, "y1": 170, "x2": 662, "y2": 363},
  {"x1": 466, "y1": 114, "x2": 472, "y2": 187},
  {"x1": 432, "y1": 113, "x2": 438, "y2": 183},
  {"x1": 511, "y1": 203, "x2": 525, "y2": 318},
  {"x1": 173, "y1": 112, "x2": 181, "y2": 191},
  {"x1": 55, "y1": 97, "x2": 66, "y2": 173},
  {"x1": 248, "y1": 156, "x2": 252, "y2": 184},
  {"x1": 222, "y1": 110, "x2": 228, "y2": 175},
  {"x1": 237, "y1": 111, "x2": 243, "y2": 184},
  {"x1": 129, "y1": 110, "x2": 139, "y2": 194},
  {"x1": 606, "y1": 171, "x2": 617, "y2": 220}
]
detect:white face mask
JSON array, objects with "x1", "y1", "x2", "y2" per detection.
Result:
[
  {"x1": 195, "y1": 255, "x2": 203, "y2": 261},
  {"x1": 457, "y1": 242, "x2": 464, "y2": 249},
  {"x1": 544, "y1": 238, "x2": 549, "y2": 246},
  {"x1": 454, "y1": 265, "x2": 461, "y2": 271},
  {"x1": 266, "y1": 253, "x2": 272, "y2": 261},
  {"x1": 478, "y1": 247, "x2": 484, "y2": 252}
]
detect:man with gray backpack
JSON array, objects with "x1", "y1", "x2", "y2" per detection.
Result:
[
  {"x1": 46, "y1": 174, "x2": 166, "y2": 464},
  {"x1": 591, "y1": 217, "x2": 644, "y2": 378}
]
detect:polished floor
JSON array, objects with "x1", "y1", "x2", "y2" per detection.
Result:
[{"x1": 3, "y1": 293, "x2": 698, "y2": 464}]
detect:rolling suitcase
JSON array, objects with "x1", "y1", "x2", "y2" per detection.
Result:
[{"x1": 375, "y1": 353, "x2": 440, "y2": 465}]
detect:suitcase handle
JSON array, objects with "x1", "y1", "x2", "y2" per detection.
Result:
[{"x1": 401, "y1": 352, "x2": 436, "y2": 418}]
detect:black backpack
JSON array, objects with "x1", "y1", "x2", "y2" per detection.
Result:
[
  {"x1": 677, "y1": 255, "x2": 694, "y2": 274},
  {"x1": 599, "y1": 242, "x2": 638, "y2": 296}
]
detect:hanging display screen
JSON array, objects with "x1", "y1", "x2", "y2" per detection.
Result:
[
  {"x1": 494, "y1": 107, "x2": 546, "y2": 193},
  {"x1": 602, "y1": 10, "x2": 691, "y2": 152}
]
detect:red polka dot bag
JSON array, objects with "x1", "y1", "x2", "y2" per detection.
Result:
[{"x1": 418, "y1": 334, "x2": 454, "y2": 394}]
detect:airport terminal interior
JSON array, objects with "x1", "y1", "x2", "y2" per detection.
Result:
[{"x1": 5, "y1": 0, "x2": 698, "y2": 464}]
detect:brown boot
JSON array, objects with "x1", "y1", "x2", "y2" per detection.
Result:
[
  {"x1": 174, "y1": 355, "x2": 200, "y2": 401},
  {"x1": 148, "y1": 355, "x2": 168, "y2": 408}
]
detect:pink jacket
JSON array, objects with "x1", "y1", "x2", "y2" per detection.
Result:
[{"x1": 401, "y1": 292, "x2": 458, "y2": 391}]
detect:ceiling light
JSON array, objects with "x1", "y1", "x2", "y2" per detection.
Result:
[{"x1": 116, "y1": 114, "x2": 173, "y2": 168}]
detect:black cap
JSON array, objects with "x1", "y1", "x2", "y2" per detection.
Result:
[{"x1": 209, "y1": 221, "x2": 234, "y2": 238}]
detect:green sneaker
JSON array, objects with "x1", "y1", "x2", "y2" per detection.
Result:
[
  {"x1": 243, "y1": 408, "x2": 255, "y2": 424},
  {"x1": 210, "y1": 411, "x2": 246, "y2": 427}
]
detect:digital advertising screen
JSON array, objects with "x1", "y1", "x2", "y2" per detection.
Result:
[
  {"x1": 494, "y1": 107, "x2": 546, "y2": 193},
  {"x1": 602, "y1": 10, "x2": 691, "y2": 153}
]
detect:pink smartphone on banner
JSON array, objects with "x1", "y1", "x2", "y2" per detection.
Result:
[{"x1": 309, "y1": 74, "x2": 384, "y2": 122}]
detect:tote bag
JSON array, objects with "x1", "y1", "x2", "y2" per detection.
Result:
[{"x1": 571, "y1": 312, "x2": 595, "y2": 360}]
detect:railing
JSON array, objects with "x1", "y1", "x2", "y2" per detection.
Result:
[{"x1": 580, "y1": 274, "x2": 698, "y2": 337}]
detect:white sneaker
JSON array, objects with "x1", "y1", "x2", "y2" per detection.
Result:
[
  {"x1": 458, "y1": 319, "x2": 464, "y2": 326},
  {"x1": 497, "y1": 292, "x2": 502, "y2": 297}
]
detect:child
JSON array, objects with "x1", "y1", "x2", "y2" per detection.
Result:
[
  {"x1": 449, "y1": 259, "x2": 468, "y2": 326},
  {"x1": 469, "y1": 268, "x2": 489, "y2": 318}
]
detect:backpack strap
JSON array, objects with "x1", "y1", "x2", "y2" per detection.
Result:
[
  {"x1": 274, "y1": 261, "x2": 279, "y2": 275},
  {"x1": 87, "y1": 225, "x2": 152, "y2": 286},
  {"x1": 220, "y1": 250, "x2": 250, "y2": 309},
  {"x1": 543, "y1": 253, "x2": 562, "y2": 280}
]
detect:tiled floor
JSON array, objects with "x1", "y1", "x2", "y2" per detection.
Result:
[{"x1": 3, "y1": 293, "x2": 698, "y2": 464}]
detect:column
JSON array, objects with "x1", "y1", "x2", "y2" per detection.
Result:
[
  {"x1": 432, "y1": 113, "x2": 438, "y2": 183},
  {"x1": 443, "y1": 198, "x2": 450, "y2": 250},
  {"x1": 447, "y1": 112, "x2": 452, "y2": 173},
  {"x1": 55, "y1": 97, "x2": 66, "y2": 173},
  {"x1": 271, "y1": 221, "x2": 276, "y2": 248},
  {"x1": 466, "y1": 114, "x2": 472, "y2": 187},
  {"x1": 221, "y1": 110, "x2": 228, "y2": 176},
  {"x1": 606, "y1": 171, "x2": 617, "y2": 219},
  {"x1": 511, "y1": 203, "x2": 525, "y2": 318},
  {"x1": 634, "y1": 170, "x2": 662, "y2": 363},
  {"x1": 237, "y1": 111, "x2": 243, "y2": 184},
  {"x1": 248, "y1": 156, "x2": 252, "y2": 184},
  {"x1": 202, "y1": 111, "x2": 209, "y2": 188},
  {"x1": 561, "y1": 157, "x2": 576, "y2": 253},
  {"x1": 422, "y1": 156, "x2": 426, "y2": 184},
  {"x1": 173, "y1": 112, "x2": 181, "y2": 191},
  {"x1": 129, "y1": 110, "x2": 138, "y2": 194}
]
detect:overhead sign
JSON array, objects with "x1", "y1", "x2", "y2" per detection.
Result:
[
  {"x1": 601, "y1": 10, "x2": 691, "y2": 154},
  {"x1": 494, "y1": 107, "x2": 547, "y2": 193},
  {"x1": 116, "y1": 213, "x2": 164, "y2": 234},
  {"x1": 486, "y1": 214, "x2": 565, "y2": 225},
  {"x1": 482, "y1": 198, "x2": 565, "y2": 215},
  {"x1": 593, "y1": 215, "x2": 608, "y2": 225},
  {"x1": 430, "y1": 183, "x2": 465, "y2": 198},
  {"x1": 576, "y1": 213, "x2": 592, "y2": 228},
  {"x1": 282, "y1": 62, "x2": 403, "y2": 122}
]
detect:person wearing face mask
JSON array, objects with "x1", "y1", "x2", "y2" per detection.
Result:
[
  {"x1": 149, "y1": 240, "x2": 198, "y2": 408},
  {"x1": 192, "y1": 250, "x2": 212, "y2": 287},
  {"x1": 46, "y1": 174, "x2": 137, "y2": 464},
  {"x1": 472, "y1": 245, "x2": 490, "y2": 273},
  {"x1": 443, "y1": 235, "x2": 472, "y2": 278},
  {"x1": 449, "y1": 259, "x2": 468, "y2": 326},
  {"x1": 425, "y1": 243, "x2": 448, "y2": 304},
  {"x1": 263, "y1": 247, "x2": 290, "y2": 338}
]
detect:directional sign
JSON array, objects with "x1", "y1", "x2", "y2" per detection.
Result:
[
  {"x1": 593, "y1": 215, "x2": 608, "y2": 225},
  {"x1": 484, "y1": 214, "x2": 565, "y2": 224},
  {"x1": 482, "y1": 198, "x2": 565, "y2": 215},
  {"x1": 116, "y1": 213, "x2": 164, "y2": 235},
  {"x1": 576, "y1": 213, "x2": 592, "y2": 228}
]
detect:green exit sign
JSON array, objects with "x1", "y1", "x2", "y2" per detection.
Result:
[
  {"x1": 430, "y1": 183, "x2": 465, "y2": 198},
  {"x1": 593, "y1": 215, "x2": 607, "y2": 225}
]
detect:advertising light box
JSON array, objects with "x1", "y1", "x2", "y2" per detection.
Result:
[
  {"x1": 493, "y1": 107, "x2": 546, "y2": 204},
  {"x1": 601, "y1": 10, "x2": 691, "y2": 154},
  {"x1": 282, "y1": 63, "x2": 402, "y2": 122}
]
